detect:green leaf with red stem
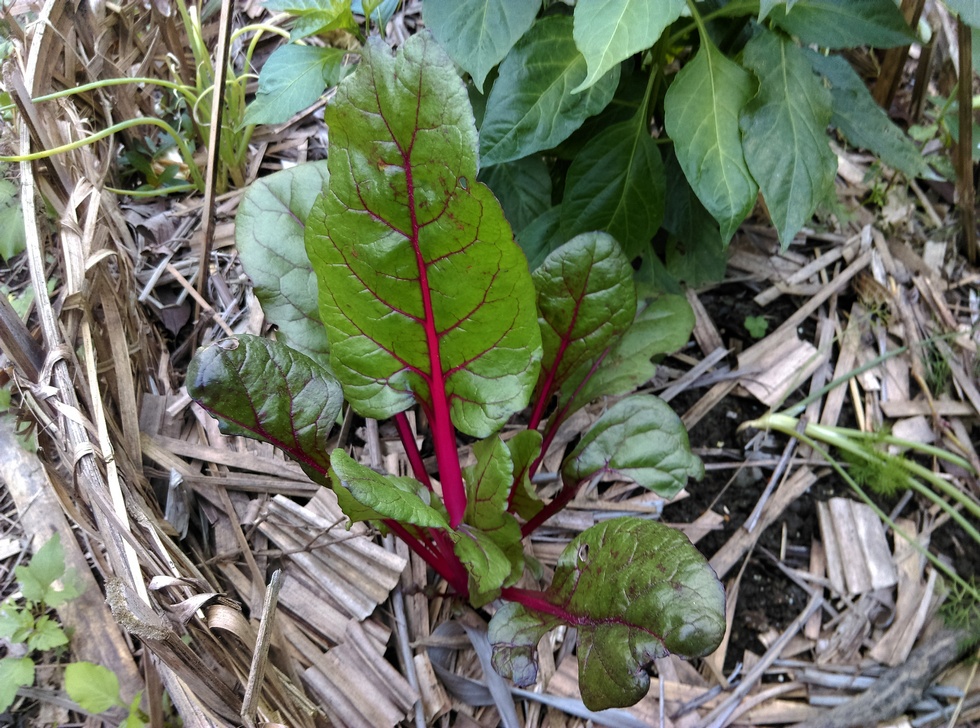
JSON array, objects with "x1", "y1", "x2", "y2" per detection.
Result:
[
  {"x1": 563, "y1": 394, "x2": 703, "y2": 498},
  {"x1": 505, "y1": 429, "x2": 544, "y2": 520},
  {"x1": 185, "y1": 335, "x2": 344, "y2": 478},
  {"x1": 490, "y1": 517, "x2": 726, "y2": 711},
  {"x1": 529, "y1": 232, "x2": 636, "y2": 429},
  {"x1": 306, "y1": 32, "x2": 542, "y2": 528}
]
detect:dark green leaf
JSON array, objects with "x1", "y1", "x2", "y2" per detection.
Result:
[
  {"x1": 424, "y1": 0, "x2": 541, "y2": 93},
  {"x1": 664, "y1": 38, "x2": 757, "y2": 243},
  {"x1": 563, "y1": 394, "x2": 703, "y2": 497},
  {"x1": 489, "y1": 517, "x2": 726, "y2": 710},
  {"x1": 244, "y1": 45, "x2": 345, "y2": 125},
  {"x1": 806, "y1": 52, "x2": 932, "y2": 180},
  {"x1": 0, "y1": 657, "x2": 34, "y2": 712},
  {"x1": 265, "y1": 0, "x2": 357, "y2": 39},
  {"x1": 330, "y1": 450, "x2": 450, "y2": 529},
  {"x1": 945, "y1": 0, "x2": 980, "y2": 28},
  {"x1": 480, "y1": 16, "x2": 620, "y2": 167},
  {"x1": 532, "y1": 232, "x2": 637, "y2": 403},
  {"x1": 186, "y1": 334, "x2": 344, "y2": 476},
  {"x1": 559, "y1": 118, "x2": 665, "y2": 257},
  {"x1": 769, "y1": 0, "x2": 915, "y2": 49},
  {"x1": 517, "y1": 207, "x2": 564, "y2": 271},
  {"x1": 235, "y1": 162, "x2": 331, "y2": 362},
  {"x1": 64, "y1": 662, "x2": 121, "y2": 714},
  {"x1": 572, "y1": 0, "x2": 685, "y2": 93},
  {"x1": 479, "y1": 155, "x2": 552, "y2": 234},
  {"x1": 307, "y1": 32, "x2": 542, "y2": 438},
  {"x1": 739, "y1": 29, "x2": 837, "y2": 247}
]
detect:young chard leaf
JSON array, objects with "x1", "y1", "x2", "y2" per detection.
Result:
[
  {"x1": 329, "y1": 450, "x2": 450, "y2": 529},
  {"x1": 186, "y1": 334, "x2": 344, "y2": 477},
  {"x1": 453, "y1": 524, "x2": 516, "y2": 607},
  {"x1": 506, "y1": 429, "x2": 545, "y2": 520},
  {"x1": 530, "y1": 231, "x2": 637, "y2": 423},
  {"x1": 235, "y1": 161, "x2": 331, "y2": 362},
  {"x1": 739, "y1": 29, "x2": 837, "y2": 247},
  {"x1": 490, "y1": 517, "x2": 726, "y2": 710},
  {"x1": 480, "y1": 15, "x2": 620, "y2": 167},
  {"x1": 664, "y1": 36, "x2": 758, "y2": 243},
  {"x1": 563, "y1": 394, "x2": 703, "y2": 498}
]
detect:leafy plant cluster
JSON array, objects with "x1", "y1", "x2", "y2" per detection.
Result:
[
  {"x1": 187, "y1": 33, "x2": 726, "y2": 709},
  {"x1": 0, "y1": 534, "x2": 145, "y2": 725}
]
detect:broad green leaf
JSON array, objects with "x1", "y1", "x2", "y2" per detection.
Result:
[
  {"x1": 479, "y1": 155, "x2": 552, "y2": 234},
  {"x1": 17, "y1": 533, "x2": 82, "y2": 607},
  {"x1": 27, "y1": 615, "x2": 68, "y2": 651},
  {"x1": 563, "y1": 394, "x2": 703, "y2": 497},
  {"x1": 352, "y1": 0, "x2": 399, "y2": 25},
  {"x1": 563, "y1": 294, "x2": 695, "y2": 413},
  {"x1": 945, "y1": 0, "x2": 980, "y2": 28},
  {"x1": 243, "y1": 45, "x2": 346, "y2": 125},
  {"x1": 265, "y1": 0, "x2": 357, "y2": 39},
  {"x1": 0, "y1": 602, "x2": 33, "y2": 642},
  {"x1": 452, "y1": 524, "x2": 514, "y2": 607},
  {"x1": 769, "y1": 0, "x2": 915, "y2": 49},
  {"x1": 739, "y1": 30, "x2": 837, "y2": 247},
  {"x1": 516, "y1": 207, "x2": 564, "y2": 271},
  {"x1": 0, "y1": 657, "x2": 34, "y2": 712},
  {"x1": 664, "y1": 38, "x2": 757, "y2": 243},
  {"x1": 759, "y1": 0, "x2": 785, "y2": 20},
  {"x1": 507, "y1": 430, "x2": 544, "y2": 520},
  {"x1": 489, "y1": 517, "x2": 726, "y2": 710},
  {"x1": 532, "y1": 232, "x2": 637, "y2": 407},
  {"x1": 462, "y1": 437, "x2": 525, "y2": 590},
  {"x1": 330, "y1": 450, "x2": 451, "y2": 529},
  {"x1": 186, "y1": 334, "x2": 344, "y2": 476},
  {"x1": 65, "y1": 662, "x2": 121, "y2": 714},
  {"x1": 424, "y1": 0, "x2": 541, "y2": 93},
  {"x1": 307, "y1": 32, "x2": 542, "y2": 438},
  {"x1": 480, "y1": 16, "x2": 620, "y2": 167},
  {"x1": 662, "y1": 150, "x2": 728, "y2": 285},
  {"x1": 559, "y1": 118, "x2": 665, "y2": 257},
  {"x1": 572, "y1": 0, "x2": 685, "y2": 93},
  {"x1": 806, "y1": 52, "x2": 932, "y2": 180},
  {"x1": 235, "y1": 162, "x2": 331, "y2": 361}
]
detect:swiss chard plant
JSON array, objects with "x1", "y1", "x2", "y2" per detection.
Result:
[{"x1": 187, "y1": 33, "x2": 725, "y2": 710}]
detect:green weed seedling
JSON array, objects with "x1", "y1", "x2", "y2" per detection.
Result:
[
  {"x1": 187, "y1": 33, "x2": 725, "y2": 710},
  {"x1": 0, "y1": 533, "x2": 146, "y2": 725}
]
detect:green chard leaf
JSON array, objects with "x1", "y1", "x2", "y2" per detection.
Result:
[
  {"x1": 235, "y1": 162, "x2": 331, "y2": 362},
  {"x1": 559, "y1": 117, "x2": 666, "y2": 257},
  {"x1": 806, "y1": 51, "x2": 932, "y2": 180},
  {"x1": 563, "y1": 394, "x2": 703, "y2": 497},
  {"x1": 186, "y1": 335, "x2": 344, "y2": 478},
  {"x1": 506, "y1": 429, "x2": 545, "y2": 521},
  {"x1": 424, "y1": 0, "x2": 541, "y2": 93},
  {"x1": 460, "y1": 437, "x2": 525, "y2": 600},
  {"x1": 531, "y1": 232, "x2": 637, "y2": 417},
  {"x1": 243, "y1": 45, "x2": 346, "y2": 126},
  {"x1": 307, "y1": 32, "x2": 542, "y2": 439},
  {"x1": 739, "y1": 29, "x2": 837, "y2": 247},
  {"x1": 480, "y1": 15, "x2": 620, "y2": 167},
  {"x1": 489, "y1": 517, "x2": 726, "y2": 710},
  {"x1": 479, "y1": 155, "x2": 553, "y2": 234},
  {"x1": 563, "y1": 294, "x2": 695, "y2": 413},
  {"x1": 664, "y1": 37, "x2": 758, "y2": 243},
  {"x1": 452, "y1": 525, "x2": 515, "y2": 607},
  {"x1": 330, "y1": 450, "x2": 450, "y2": 529},
  {"x1": 572, "y1": 0, "x2": 686, "y2": 93},
  {"x1": 265, "y1": 0, "x2": 357, "y2": 39},
  {"x1": 769, "y1": 0, "x2": 916, "y2": 49}
]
